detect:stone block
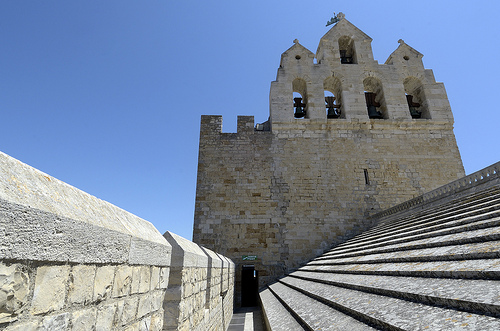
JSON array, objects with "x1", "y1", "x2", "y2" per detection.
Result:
[
  {"x1": 31, "y1": 265, "x2": 70, "y2": 315},
  {"x1": 41, "y1": 312, "x2": 70, "y2": 331},
  {"x1": 151, "y1": 290, "x2": 165, "y2": 311},
  {"x1": 150, "y1": 266, "x2": 160, "y2": 289},
  {"x1": 93, "y1": 265, "x2": 115, "y2": 302},
  {"x1": 159, "y1": 267, "x2": 169, "y2": 289},
  {"x1": 121, "y1": 296, "x2": 139, "y2": 326},
  {"x1": 137, "y1": 293, "x2": 152, "y2": 319},
  {"x1": 71, "y1": 307, "x2": 97, "y2": 331},
  {"x1": 131, "y1": 266, "x2": 141, "y2": 294},
  {"x1": 150, "y1": 309, "x2": 164, "y2": 331},
  {"x1": 112, "y1": 265, "x2": 132, "y2": 298},
  {"x1": 139, "y1": 315, "x2": 151, "y2": 331},
  {"x1": 138, "y1": 266, "x2": 151, "y2": 293},
  {"x1": 0, "y1": 263, "x2": 29, "y2": 323},
  {"x1": 68, "y1": 265, "x2": 96, "y2": 305},
  {"x1": 95, "y1": 302, "x2": 116, "y2": 331},
  {"x1": 113, "y1": 299, "x2": 125, "y2": 326}
]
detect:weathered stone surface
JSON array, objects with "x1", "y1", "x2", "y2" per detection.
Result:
[
  {"x1": 150, "y1": 266, "x2": 160, "y2": 290},
  {"x1": 4, "y1": 320, "x2": 39, "y2": 331},
  {"x1": 0, "y1": 263, "x2": 29, "y2": 323},
  {"x1": 150, "y1": 309, "x2": 163, "y2": 331},
  {"x1": 0, "y1": 151, "x2": 169, "y2": 246},
  {"x1": 159, "y1": 267, "x2": 169, "y2": 289},
  {"x1": 137, "y1": 293, "x2": 152, "y2": 319},
  {"x1": 112, "y1": 265, "x2": 132, "y2": 298},
  {"x1": 95, "y1": 302, "x2": 116, "y2": 331},
  {"x1": 68, "y1": 265, "x2": 96, "y2": 305},
  {"x1": 71, "y1": 307, "x2": 97, "y2": 331},
  {"x1": 139, "y1": 315, "x2": 151, "y2": 331},
  {"x1": 0, "y1": 198, "x2": 131, "y2": 264},
  {"x1": 40, "y1": 312, "x2": 70, "y2": 331},
  {"x1": 260, "y1": 288, "x2": 304, "y2": 331},
  {"x1": 131, "y1": 266, "x2": 141, "y2": 294},
  {"x1": 93, "y1": 265, "x2": 115, "y2": 302},
  {"x1": 31, "y1": 265, "x2": 70, "y2": 315},
  {"x1": 138, "y1": 266, "x2": 151, "y2": 293},
  {"x1": 121, "y1": 296, "x2": 139, "y2": 326}
]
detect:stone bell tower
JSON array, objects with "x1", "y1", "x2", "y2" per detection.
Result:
[{"x1": 193, "y1": 13, "x2": 464, "y2": 306}]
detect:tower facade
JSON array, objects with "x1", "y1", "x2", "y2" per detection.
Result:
[{"x1": 193, "y1": 14, "x2": 464, "y2": 306}]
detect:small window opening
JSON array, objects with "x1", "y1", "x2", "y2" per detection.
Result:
[
  {"x1": 364, "y1": 169, "x2": 370, "y2": 185},
  {"x1": 325, "y1": 91, "x2": 341, "y2": 119},
  {"x1": 365, "y1": 92, "x2": 383, "y2": 119},
  {"x1": 293, "y1": 92, "x2": 306, "y2": 118},
  {"x1": 338, "y1": 36, "x2": 356, "y2": 64},
  {"x1": 403, "y1": 55, "x2": 410, "y2": 61},
  {"x1": 295, "y1": 55, "x2": 301, "y2": 60},
  {"x1": 340, "y1": 50, "x2": 353, "y2": 64},
  {"x1": 406, "y1": 94, "x2": 422, "y2": 118}
]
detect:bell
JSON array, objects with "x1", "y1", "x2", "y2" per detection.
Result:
[
  {"x1": 294, "y1": 106, "x2": 306, "y2": 118},
  {"x1": 325, "y1": 96, "x2": 341, "y2": 118},
  {"x1": 368, "y1": 105, "x2": 383, "y2": 119},
  {"x1": 293, "y1": 97, "x2": 306, "y2": 118}
]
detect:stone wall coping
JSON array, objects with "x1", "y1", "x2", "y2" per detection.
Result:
[
  {"x1": 371, "y1": 161, "x2": 500, "y2": 219},
  {"x1": 200, "y1": 246, "x2": 223, "y2": 268},
  {"x1": 163, "y1": 231, "x2": 209, "y2": 268},
  {"x1": 0, "y1": 151, "x2": 167, "y2": 246}
]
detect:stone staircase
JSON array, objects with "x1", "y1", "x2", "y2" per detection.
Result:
[{"x1": 260, "y1": 162, "x2": 500, "y2": 330}]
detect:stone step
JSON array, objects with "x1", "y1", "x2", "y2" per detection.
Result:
[
  {"x1": 279, "y1": 276, "x2": 500, "y2": 330},
  {"x1": 323, "y1": 216, "x2": 500, "y2": 258},
  {"x1": 267, "y1": 282, "x2": 378, "y2": 330},
  {"x1": 300, "y1": 257, "x2": 500, "y2": 279},
  {"x1": 333, "y1": 205, "x2": 500, "y2": 254},
  {"x1": 378, "y1": 188, "x2": 500, "y2": 231},
  {"x1": 354, "y1": 189, "x2": 500, "y2": 241},
  {"x1": 347, "y1": 197, "x2": 500, "y2": 246},
  {"x1": 290, "y1": 271, "x2": 500, "y2": 316},
  {"x1": 312, "y1": 240, "x2": 500, "y2": 265},
  {"x1": 259, "y1": 288, "x2": 305, "y2": 331},
  {"x1": 315, "y1": 223, "x2": 500, "y2": 262}
]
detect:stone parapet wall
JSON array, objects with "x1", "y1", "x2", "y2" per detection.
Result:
[
  {"x1": 0, "y1": 151, "x2": 235, "y2": 330},
  {"x1": 163, "y1": 232, "x2": 234, "y2": 331}
]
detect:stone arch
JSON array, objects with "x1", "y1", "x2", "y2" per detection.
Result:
[
  {"x1": 403, "y1": 76, "x2": 430, "y2": 119},
  {"x1": 292, "y1": 78, "x2": 308, "y2": 118},
  {"x1": 338, "y1": 36, "x2": 357, "y2": 64},
  {"x1": 324, "y1": 76, "x2": 343, "y2": 118},
  {"x1": 363, "y1": 76, "x2": 386, "y2": 119}
]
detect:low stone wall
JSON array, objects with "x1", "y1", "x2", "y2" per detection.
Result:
[
  {"x1": 163, "y1": 232, "x2": 234, "y2": 331},
  {"x1": 0, "y1": 151, "x2": 234, "y2": 330}
]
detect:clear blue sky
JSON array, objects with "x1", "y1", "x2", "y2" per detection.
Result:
[{"x1": 1, "y1": 1, "x2": 499, "y2": 240}]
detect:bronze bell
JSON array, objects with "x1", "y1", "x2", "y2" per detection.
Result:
[
  {"x1": 325, "y1": 96, "x2": 341, "y2": 118},
  {"x1": 367, "y1": 105, "x2": 383, "y2": 119},
  {"x1": 294, "y1": 97, "x2": 306, "y2": 118}
]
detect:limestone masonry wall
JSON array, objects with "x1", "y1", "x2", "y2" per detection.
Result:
[
  {"x1": 0, "y1": 151, "x2": 234, "y2": 331},
  {"x1": 193, "y1": 14, "x2": 465, "y2": 306}
]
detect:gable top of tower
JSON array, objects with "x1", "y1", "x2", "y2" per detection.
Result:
[
  {"x1": 385, "y1": 39, "x2": 423, "y2": 65},
  {"x1": 280, "y1": 39, "x2": 315, "y2": 67},
  {"x1": 317, "y1": 13, "x2": 372, "y2": 50}
]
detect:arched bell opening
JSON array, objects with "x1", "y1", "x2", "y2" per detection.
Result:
[
  {"x1": 338, "y1": 36, "x2": 357, "y2": 64},
  {"x1": 324, "y1": 76, "x2": 343, "y2": 119},
  {"x1": 363, "y1": 77, "x2": 386, "y2": 119},
  {"x1": 403, "y1": 76, "x2": 430, "y2": 119},
  {"x1": 292, "y1": 78, "x2": 308, "y2": 119}
]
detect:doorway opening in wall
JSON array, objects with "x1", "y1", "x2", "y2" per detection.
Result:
[{"x1": 241, "y1": 265, "x2": 259, "y2": 307}]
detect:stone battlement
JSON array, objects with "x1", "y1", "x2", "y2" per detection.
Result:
[{"x1": 0, "y1": 151, "x2": 235, "y2": 330}]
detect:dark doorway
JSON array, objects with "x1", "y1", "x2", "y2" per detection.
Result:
[{"x1": 241, "y1": 265, "x2": 259, "y2": 307}]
